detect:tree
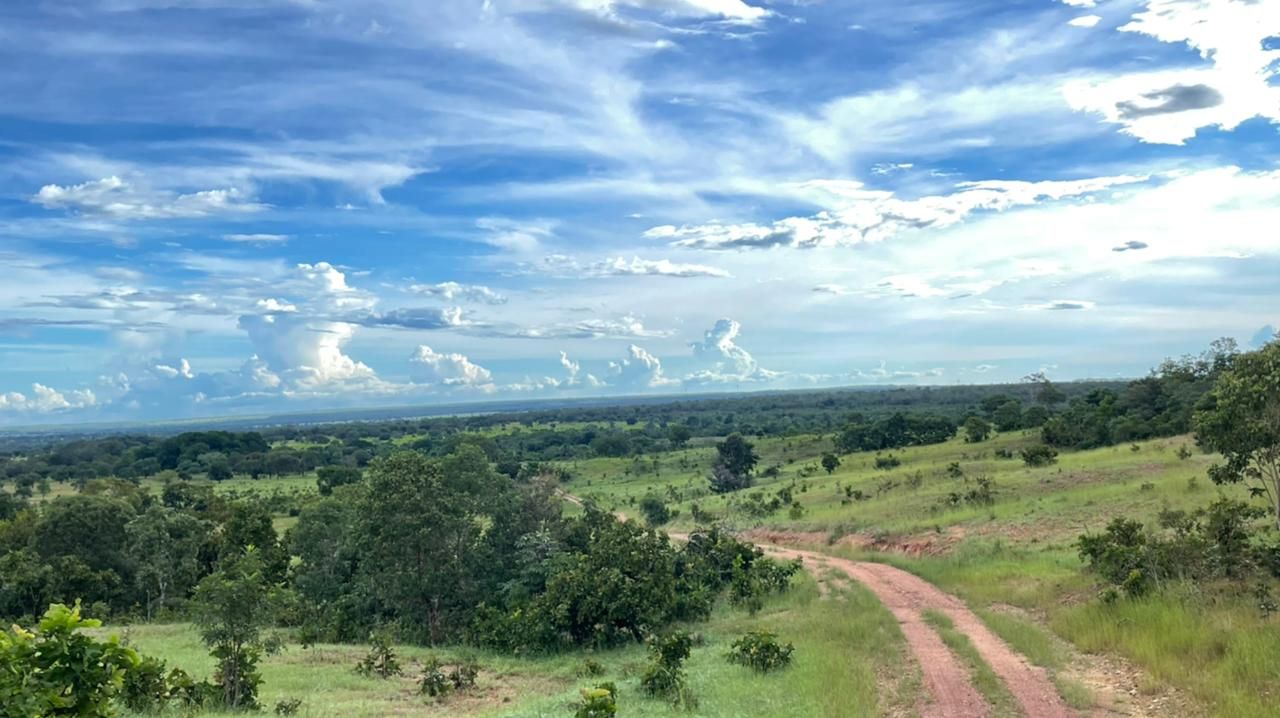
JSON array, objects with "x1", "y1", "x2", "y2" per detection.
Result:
[
  {"x1": 963, "y1": 417, "x2": 993, "y2": 443},
  {"x1": 708, "y1": 464, "x2": 751, "y2": 494},
  {"x1": 316, "y1": 466, "x2": 362, "y2": 496},
  {"x1": 992, "y1": 400, "x2": 1024, "y2": 432},
  {"x1": 666, "y1": 424, "x2": 692, "y2": 449},
  {"x1": 820, "y1": 453, "x2": 840, "y2": 474},
  {"x1": 207, "y1": 462, "x2": 233, "y2": 482},
  {"x1": 1195, "y1": 342, "x2": 1280, "y2": 528},
  {"x1": 353, "y1": 452, "x2": 482, "y2": 644},
  {"x1": 716, "y1": 434, "x2": 758, "y2": 477},
  {"x1": 639, "y1": 495, "x2": 671, "y2": 526},
  {"x1": 126, "y1": 506, "x2": 210, "y2": 620},
  {"x1": 191, "y1": 548, "x2": 276, "y2": 711},
  {"x1": 1024, "y1": 371, "x2": 1066, "y2": 408}
]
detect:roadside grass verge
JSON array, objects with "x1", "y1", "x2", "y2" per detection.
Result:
[{"x1": 111, "y1": 575, "x2": 916, "y2": 718}]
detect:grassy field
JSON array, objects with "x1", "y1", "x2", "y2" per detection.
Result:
[
  {"x1": 110, "y1": 576, "x2": 918, "y2": 718},
  {"x1": 558, "y1": 430, "x2": 1280, "y2": 717}
]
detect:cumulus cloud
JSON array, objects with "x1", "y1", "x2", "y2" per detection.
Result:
[
  {"x1": 608, "y1": 344, "x2": 676, "y2": 388},
  {"x1": 644, "y1": 174, "x2": 1146, "y2": 250},
  {"x1": 351, "y1": 306, "x2": 466, "y2": 330},
  {"x1": 560, "y1": 351, "x2": 605, "y2": 388},
  {"x1": 684, "y1": 318, "x2": 781, "y2": 385},
  {"x1": 543, "y1": 255, "x2": 730, "y2": 278},
  {"x1": 1063, "y1": 0, "x2": 1280, "y2": 144},
  {"x1": 33, "y1": 176, "x2": 264, "y2": 219},
  {"x1": 409, "y1": 282, "x2": 508, "y2": 304},
  {"x1": 0, "y1": 384, "x2": 97, "y2": 413},
  {"x1": 409, "y1": 345, "x2": 495, "y2": 388}
]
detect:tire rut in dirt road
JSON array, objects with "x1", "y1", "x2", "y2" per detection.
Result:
[{"x1": 761, "y1": 544, "x2": 1076, "y2": 718}]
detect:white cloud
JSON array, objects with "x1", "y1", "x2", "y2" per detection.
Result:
[
  {"x1": 684, "y1": 317, "x2": 781, "y2": 385},
  {"x1": 1063, "y1": 0, "x2": 1280, "y2": 144},
  {"x1": 33, "y1": 176, "x2": 264, "y2": 219},
  {"x1": 1068, "y1": 14, "x2": 1101, "y2": 28},
  {"x1": 1062, "y1": 0, "x2": 1097, "y2": 7},
  {"x1": 255, "y1": 298, "x2": 298, "y2": 313},
  {"x1": 544, "y1": 254, "x2": 731, "y2": 278},
  {"x1": 559, "y1": 350, "x2": 605, "y2": 388},
  {"x1": 852, "y1": 361, "x2": 945, "y2": 382},
  {"x1": 409, "y1": 281, "x2": 508, "y2": 304},
  {"x1": 1023, "y1": 299, "x2": 1097, "y2": 311},
  {"x1": 223, "y1": 233, "x2": 290, "y2": 243},
  {"x1": 548, "y1": 0, "x2": 770, "y2": 23},
  {"x1": 0, "y1": 383, "x2": 97, "y2": 413},
  {"x1": 510, "y1": 314, "x2": 671, "y2": 340},
  {"x1": 409, "y1": 345, "x2": 495, "y2": 388},
  {"x1": 646, "y1": 174, "x2": 1147, "y2": 250},
  {"x1": 608, "y1": 344, "x2": 676, "y2": 387}
]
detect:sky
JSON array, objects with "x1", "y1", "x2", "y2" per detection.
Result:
[{"x1": 1, "y1": 0, "x2": 1279, "y2": 426}]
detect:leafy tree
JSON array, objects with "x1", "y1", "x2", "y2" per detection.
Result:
[
  {"x1": 963, "y1": 416, "x2": 992, "y2": 443},
  {"x1": 708, "y1": 464, "x2": 751, "y2": 494},
  {"x1": 639, "y1": 495, "x2": 671, "y2": 526},
  {"x1": 666, "y1": 424, "x2": 692, "y2": 449},
  {"x1": 0, "y1": 602, "x2": 140, "y2": 718},
  {"x1": 315, "y1": 466, "x2": 362, "y2": 496},
  {"x1": 191, "y1": 548, "x2": 276, "y2": 711},
  {"x1": 353, "y1": 451, "x2": 484, "y2": 644},
  {"x1": 820, "y1": 453, "x2": 840, "y2": 474},
  {"x1": 716, "y1": 434, "x2": 759, "y2": 477},
  {"x1": 126, "y1": 506, "x2": 210, "y2": 620},
  {"x1": 992, "y1": 400, "x2": 1024, "y2": 432},
  {"x1": 207, "y1": 462, "x2": 234, "y2": 482},
  {"x1": 1196, "y1": 342, "x2": 1280, "y2": 528}
]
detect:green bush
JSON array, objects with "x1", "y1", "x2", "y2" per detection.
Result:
[
  {"x1": 1020, "y1": 445, "x2": 1059, "y2": 467},
  {"x1": 120, "y1": 654, "x2": 171, "y2": 713},
  {"x1": 0, "y1": 602, "x2": 139, "y2": 718},
  {"x1": 355, "y1": 630, "x2": 402, "y2": 678},
  {"x1": 726, "y1": 631, "x2": 794, "y2": 673},
  {"x1": 575, "y1": 682, "x2": 618, "y2": 718},
  {"x1": 874, "y1": 454, "x2": 902, "y2": 470},
  {"x1": 419, "y1": 657, "x2": 451, "y2": 698},
  {"x1": 640, "y1": 631, "x2": 695, "y2": 707},
  {"x1": 274, "y1": 698, "x2": 304, "y2": 715}
]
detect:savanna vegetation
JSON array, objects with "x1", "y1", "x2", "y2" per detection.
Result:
[{"x1": 3, "y1": 337, "x2": 1279, "y2": 716}]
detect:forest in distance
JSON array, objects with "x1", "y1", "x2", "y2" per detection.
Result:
[{"x1": 4, "y1": 336, "x2": 1280, "y2": 718}]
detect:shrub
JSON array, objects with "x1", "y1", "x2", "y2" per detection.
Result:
[
  {"x1": 725, "y1": 631, "x2": 794, "y2": 673},
  {"x1": 448, "y1": 658, "x2": 480, "y2": 691},
  {"x1": 639, "y1": 494, "x2": 671, "y2": 526},
  {"x1": 120, "y1": 654, "x2": 171, "y2": 713},
  {"x1": 640, "y1": 632, "x2": 695, "y2": 707},
  {"x1": 419, "y1": 657, "x2": 450, "y2": 698},
  {"x1": 275, "y1": 698, "x2": 304, "y2": 715},
  {"x1": 356, "y1": 631, "x2": 402, "y2": 678},
  {"x1": 575, "y1": 682, "x2": 618, "y2": 718},
  {"x1": 874, "y1": 455, "x2": 901, "y2": 470},
  {"x1": 577, "y1": 658, "x2": 606, "y2": 677},
  {"x1": 1020, "y1": 445, "x2": 1059, "y2": 467},
  {"x1": 0, "y1": 602, "x2": 140, "y2": 718}
]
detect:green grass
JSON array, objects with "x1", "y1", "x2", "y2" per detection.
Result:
[
  {"x1": 922, "y1": 610, "x2": 1018, "y2": 718},
  {"x1": 111, "y1": 576, "x2": 917, "y2": 718}
]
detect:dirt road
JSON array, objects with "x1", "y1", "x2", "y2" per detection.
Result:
[
  {"x1": 558, "y1": 493, "x2": 1073, "y2": 716},
  {"x1": 760, "y1": 544, "x2": 1075, "y2": 718}
]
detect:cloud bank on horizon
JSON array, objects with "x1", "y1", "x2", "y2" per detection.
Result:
[{"x1": 0, "y1": 0, "x2": 1278, "y2": 425}]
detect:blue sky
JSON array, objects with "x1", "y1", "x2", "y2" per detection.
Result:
[{"x1": 1, "y1": 0, "x2": 1278, "y2": 425}]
